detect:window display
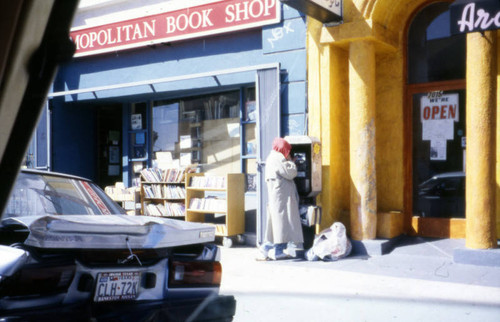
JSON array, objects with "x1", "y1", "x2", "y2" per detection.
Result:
[{"x1": 152, "y1": 90, "x2": 241, "y2": 174}]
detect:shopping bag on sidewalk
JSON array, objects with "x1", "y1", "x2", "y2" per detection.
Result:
[{"x1": 305, "y1": 222, "x2": 351, "y2": 261}]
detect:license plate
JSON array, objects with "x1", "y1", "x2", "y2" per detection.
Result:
[{"x1": 94, "y1": 271, "x2": 141, "y2": 302}]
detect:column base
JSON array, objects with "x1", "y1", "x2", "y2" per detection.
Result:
[{"x1": 351, "y1": 235, "x2": 403, "y2": 256}]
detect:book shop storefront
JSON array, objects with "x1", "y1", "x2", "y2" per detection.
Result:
[
  {"x1": 304, "y1": 0, "x2": 499, "y2": 253},
  {"x1": 38, "y1": 0, "x2": 307, "y2": 241}
]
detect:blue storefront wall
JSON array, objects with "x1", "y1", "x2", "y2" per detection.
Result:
[{"x1": 49, "y1": 4, "x2": 306, "y2": 181}]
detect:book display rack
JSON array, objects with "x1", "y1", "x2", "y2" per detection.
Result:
[
  {"x1": 140, "y1": 168, "x2": 187, "y2": 218},
  {"x1": 185, "y1": 172, "x2": 245, "y2": 247}
]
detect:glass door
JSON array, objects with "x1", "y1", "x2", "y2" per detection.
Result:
[
  {"x1": 412, "y1": 89, "x2": 465, "y2": 214},
  {"x1": 408, "y1": 84, "x2": 466, "y2": 237},
  {"x1": 406, "y1": 2, "x2": 466, "y2": 238}
]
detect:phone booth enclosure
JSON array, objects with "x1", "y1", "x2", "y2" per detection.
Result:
[
  {"x1": 284, "y1": 136, "x2": 321, "y2": 199},
  {"x1": 285, "y1": 136, "x2": 322, "y2": 248}
]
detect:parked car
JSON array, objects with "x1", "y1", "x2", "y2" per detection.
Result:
[
  {"x1": 0, "y1": 169, "x2": 235, "y2": 321},
  {"x1": 416, "y1": 171, "x2": 465, "y2": 218}
]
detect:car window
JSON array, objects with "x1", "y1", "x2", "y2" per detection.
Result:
[
  {"x1": 2, "y1": 172, "x2": 124, "y2": 219},
  {"x1": 439, "y1": 177, "x2": 461, "y2": 191},
  {"x1": 418, "y1": 178, "x2": 439, "y2": 190}
]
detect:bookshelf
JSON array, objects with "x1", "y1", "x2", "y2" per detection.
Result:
[
  {"x1": 185, "y1": 172, "x2": 245, "y2": 247},
  {"x1": 105, "y1": 183, "x2": 140, "y2": 216},
  {"x1": 140, "y1": 168, "x2": 187, "y2": 218}
]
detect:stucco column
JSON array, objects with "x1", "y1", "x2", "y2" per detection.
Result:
[
  {"x1": 349, "y1": 40, "x2": 377, "y2": 240},
  {"x1": 466, "y1": 31, "x2": 497, "y2": 249}
]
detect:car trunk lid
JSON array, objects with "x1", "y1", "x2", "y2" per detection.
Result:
[{"x1": 2, "y1": 215, "x2": 216, "y2": 249}]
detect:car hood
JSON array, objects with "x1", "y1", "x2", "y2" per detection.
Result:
[{"x1": 2, "y1": 215, "x2": 215, "y2": 249}]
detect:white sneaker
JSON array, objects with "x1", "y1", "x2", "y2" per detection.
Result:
[
  {"x1": 259, "y1": 244, "x2": 271, "y2": 258},
  {"x1": 284, "y1": 247, "x2": 297, "y2": 258},
  {"x1": 268, "y1": 248, "x2": 288, "y2": 260},
  {"x1": 284, "y1": 242, "x2": 304, "y2": 258}
]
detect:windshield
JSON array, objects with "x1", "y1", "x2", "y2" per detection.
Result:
[{"x1": 2, "y1": 172, "x2": 125, "y2": 219}]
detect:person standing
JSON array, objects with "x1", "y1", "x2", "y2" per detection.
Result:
[{"x1": 259, "y1": 137, "x2": 304, "y2": 260}]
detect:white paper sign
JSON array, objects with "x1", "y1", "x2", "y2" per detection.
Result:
[
  {"x1": 422, "y1": 120, "x2": 454, "y2": 140},
  {"x1": 420, "y1": 94, "x2": 459, "y2": 123},
  {"x1": 131, "y1": 114, "x2": 142, "y2": 130},
  {"x1": 180, "y1": 135, "x2": 192, "y2": 149},
  {"x1": 180, "y1": 152, "x2": 191, "y2": 166},
  {"x1": 430, "y1": 139, "x2": 447, "y2": 161},
  {"x1": 421, "y1": 93, "x2": 459, "y2": 162}
]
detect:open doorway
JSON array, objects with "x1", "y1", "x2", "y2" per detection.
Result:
[{"x1": 97, "y1": 104, "x2": 122, "y2": 188}]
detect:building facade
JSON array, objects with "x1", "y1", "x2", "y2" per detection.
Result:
[
  {"x1": 35, "y1": 0, "x2": 308, "y2": 242},
  {"x1": 34, "y1": 0, "x2": 499, "y2": 252},
  {"x1": 305, "y1": 0, "x2": 498, "y2": 250}
]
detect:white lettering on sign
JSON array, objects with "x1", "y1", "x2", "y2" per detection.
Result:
[
  {"x1": 166, "y1": 9, "x2": 213, "y2": 33},
  {"x1": 71, "y1": 0, "x2": 279, "y2": 57},
  {"x1": 457, "y1": 3, "x2": 500, "y2": 33},
  {"x1": 75, "y1": 20, "x2": 156, "y2": 50},
  {"x1": 225, "y1": 0, "x2": 275, "y2": 22}
]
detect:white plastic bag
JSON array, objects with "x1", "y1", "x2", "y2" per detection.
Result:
[{"x1": 306, "y1": 222, "x2": 352, "y2": 261}]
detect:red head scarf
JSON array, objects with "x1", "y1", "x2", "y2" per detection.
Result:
[{"x1": 272, "y1": 137, "x2": 291, "y2": 159}]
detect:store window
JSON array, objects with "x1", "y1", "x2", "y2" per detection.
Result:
[
  {"x1": 152, "y1": 90, "x2": 241, "y2": 174},
  {"x1": 25, "y1": 103, "x2": 50, "y2": 170},
  {"x1": 407, "y1": 2, "x2": 466, "y2": 221},
  {"x1": 242, "y1": 87, "x2": 257, "y2": 191},
  {"x1": 408, "y1": 2, "x2": 465, "y2": 84}
]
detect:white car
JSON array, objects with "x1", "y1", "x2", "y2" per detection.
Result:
[{"x1": 0, "y1": 170, "x2": 235, "y2": 321}]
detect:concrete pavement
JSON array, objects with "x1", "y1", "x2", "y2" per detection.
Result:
[{"x1": 218, "y1": 237, "x2": 500, "y2": 321}]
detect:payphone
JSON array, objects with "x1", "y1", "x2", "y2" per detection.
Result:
[{"x1": 284, "y1": 136, "x2": 322, "y2": 247}]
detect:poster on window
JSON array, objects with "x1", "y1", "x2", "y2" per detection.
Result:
[
  {"x1": 421, "y1": 93, "x2": 459, "y2": 161},
  {"x1": 430, "y1": 139, "x2": 447, "y2": 161}
]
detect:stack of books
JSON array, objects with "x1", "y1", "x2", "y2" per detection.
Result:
[
  {"x1": 140, "y1": 167, "x2": 186, "y2": 183},
  {"x1": 143, "y1": 184, "x2": 186, "y2": 199},
  {"x1": 189, "y1": 176, "x2": 226, "y2": 189},
  {"x1": 145, "y1": 202, "x2": 185, "y2": 217},
  {"x1": 189, "y1": 197, "x2": 226, "y2": 212}
]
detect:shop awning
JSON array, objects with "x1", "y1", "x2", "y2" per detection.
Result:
[
  {"x1": 48, "y1": 63, "x2": 279, "y2": 102},
  {"x1": 450, "y1": 0, "x2": 500, "y2": 34}
]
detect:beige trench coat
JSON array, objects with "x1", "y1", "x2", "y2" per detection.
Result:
[{"x1": 264, "y1": 150, "x2": 304, "y2": 244}]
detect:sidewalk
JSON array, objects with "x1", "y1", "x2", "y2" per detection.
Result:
[{"x1": 218, "y1": 237, "x2": 500, "y2": 321}]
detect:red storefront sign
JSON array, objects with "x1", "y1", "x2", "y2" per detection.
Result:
[{"x1": 71, "y1": 0, "x2": 280, "y2": 57}]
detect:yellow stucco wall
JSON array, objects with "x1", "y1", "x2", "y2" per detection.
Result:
[
  {"x1": 308, "y1": 20, "x2": 351, "y2": 231},
  {"x1": 375, "y1": 50, "x2": 404, "y2": 212},
  {"x1": 308, "y1": 0, "x2": 415, "y2": 233},
  {"x1": 466, "y1": 31, "x2": 497, "y2": 248},
  {"x1": 497, "y1": 33, "x2": 500, "y2": 238},
  {"x1": 307, "y1": 0, "x2": 499, "y2": 242}
]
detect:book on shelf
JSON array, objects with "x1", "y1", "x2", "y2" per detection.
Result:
[
  {"x1": 143, "y1": 184, "x2": 186, "y2": 199},
  {"x1": 145, "y1": 202, "x2": 185, "y2": 217},
  {"x1": 189, "y1": 176, "x2": 226, "y2": 189},
  {"x1": 163, "y1": 185, "x2": 185, "y2": 199},
  {"x1": 165, "y1": 167, "x2": 186, "y2": 183},
  {"x1": 141, "y1": 168, "x2": 162, "y2": 182},
  {"x1": 141, "y1": 167, "x2": 186, "y2": 183},
  {"x1": 189, "y1": 197, "x2": 226, "y2": 212}
]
